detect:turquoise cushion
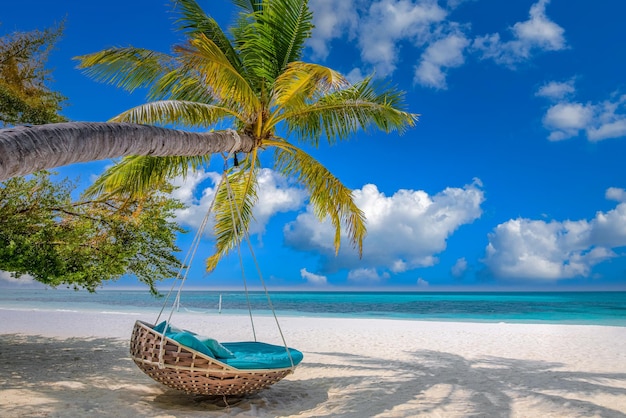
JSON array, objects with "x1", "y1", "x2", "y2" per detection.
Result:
[
  {"x1": 198, "y1": 337, "x2": 235, "y2": 359},
  {"x1": 168, "y1": 331, "x2": 216, "y2": 358},
  {"x1": 151, "y1": 322, "x2": 302, "y2": 368},
  {"x1": 152, "y1": 321, "x2": 182, "y2": 335},
  {"x1": 221, "y1": 342, "x2": 304, "y2": 369}
]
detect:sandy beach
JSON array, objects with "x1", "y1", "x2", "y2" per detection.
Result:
[{"x1": 1, "y1": 308, "x2": 625, "y2": 417}]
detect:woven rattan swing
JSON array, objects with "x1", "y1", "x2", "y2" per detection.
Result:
[{"x1": 130, "y1": 150, "x2": 302, "y2": 396}]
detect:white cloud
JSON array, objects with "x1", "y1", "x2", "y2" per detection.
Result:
[
  {"x1": 451, "y1": 257, "x2": 468, "y2": 277},
  {"x1": 586, "y1": 95, "x2": 626, "y2": 141},
  {"x1": 587, "y1": 119, "x2": 626, "y2": 141},
  {"x1": 535, "y1": 80, "x2": 576, "y2": 100},
  {"x1": 284, "y1": 180, "x2": 484, "y2": 276},
  {"x1": 606, "y1": 187, "x2": 626, "y2": 203},
  {"x1": 173, "y1": 168, "x2": 307, "y2": 236},
  {"x1": 513, "y1": 0, "x2": 565, "y2": 50},
  {"x1": 416, "y1": 277, "x2": 429, "y2": 287},
  {"x1": 171, "y1": 170, "x2": 220, "y2": 230},
  {"x1": 473, "y1": 0, "x2": 565, "y2": 66},
  {"x1": 308, "y1": 0, "x2": 566, "y2": 90},
  {"x1": 300, "y1": 268, "x2": 328, "y2": 285},
  {"x1": 415, "y1": 33, "x2": 469, "y2": 89},
  {"x1": 538, "y1": 85, "x2": 626, "y2": 141},
  {"x1": 252, "y1": 169, "x2": 309, "y2": 235},
  {"x1": 345, "y1": 67, "x2": 366, "y2": 84},
  {"x1": 0, "y1": 271, "x2": 42, "y2": 288},
  {"x1": 357, "y1": 0, "x2": 447, "y2": 76},
  {"x1": 542, "y1": 102, "x2": 594, "y2": 141},
  {"x1": 347, "y1": 267, "x2": 390, "y2": 284},
  {"x1": 483, "y1": 189, "x2": 626, "y2": 281},
  {"x1": 308, "y1": 0, "x2": 359, "y2": 59}
]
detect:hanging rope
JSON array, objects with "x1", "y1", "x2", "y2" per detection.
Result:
[
  {"x1": 221, "y1": 167, "x2": 296, "y2": 368},
  {"x1": 153, "y1": 128, "x2": 295, "y2": 370},
  {"x1": 156, "y1": 130, "x2": 241, "y2": 329},
  {"x1": 154, "y1": 168, "x2": 229, "y2": 368}
]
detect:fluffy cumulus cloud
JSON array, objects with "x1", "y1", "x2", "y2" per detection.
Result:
[
  {"x1": 0, "y1": 271, "x2": 41, "y2": 288},
  {"x1": 308, "y1": 0, "x2": 359, "y2": 60},
  {"x1": 347, "y1": 268, "x2": 391, "y2": 284},
  {"x1": 483, "y1": 188, "x2": 626, "y2": 281},
  {"x1": 284, "y1": 180, "x2": 484, "y2": 280},
  {"x1": 308, "y1": 0, "x2": 566, "y2": 90},
  {"x1": 537, "y1": 80, "x2": 626, "y2": 141},
  {"x1": 415, "y1": 33, "x2": 469, "y2": 89},
  {"x1": 535, "y1": 79, "x2": 576, "y2": 100},
  {"x1": 451, "y1": 257, "x2": 468, "y2": 277},
  {"x1": 416, "y1": 277, "x2": 429, "y2": 287},
  {"x1": 542, "y1": 102, "x2": 595, "y2": 141},
  {"x1": 358, "y1": 0, "x2": 447, "y2": 77},
  {"x1": 173, "y1": 168, "x2": 307, "y2": 236},
  {"x1": 300, "y1": 268, "x2": 328, "y2": 286},
  {"x1": 473, "y1": 0, "x2": 566, "y2": 66}
]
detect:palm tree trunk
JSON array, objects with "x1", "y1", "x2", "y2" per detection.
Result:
[{"x1": 0, "y1": 122, "x2": 255, "y2": 181}]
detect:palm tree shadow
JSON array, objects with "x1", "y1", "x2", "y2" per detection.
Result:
[
  {"x1": 0, "y1": 333, "x2": 327, "y2": 417},
  {"x1": 2, "y1": 335, "x2": 625, "y2": 417},
  {"x1": 271, "y1": 349, "x2": 626, "y2": 417}
]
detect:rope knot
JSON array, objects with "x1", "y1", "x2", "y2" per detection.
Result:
[{"x1": 227, "y1": 129, "x2": 242, "y2": 154}]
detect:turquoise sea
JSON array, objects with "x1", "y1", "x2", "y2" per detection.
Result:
[{"x1": 1, "y1": 288, "x2": 625, "y2": 326}]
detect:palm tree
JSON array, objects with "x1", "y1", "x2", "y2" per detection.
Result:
[{"x1": 0, "y1": 0, "x2": 418, "y2": 269}]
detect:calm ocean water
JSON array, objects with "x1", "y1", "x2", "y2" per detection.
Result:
[{"x1": 1, "y1": 288, "x2": 625, "y2": 326}]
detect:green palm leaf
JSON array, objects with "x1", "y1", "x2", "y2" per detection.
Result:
[
  {"x1": 231, "y1": 0, "x2": 262, "y2": 13},
  {"x1": 75, "y1": 48, "x2": 175, "y2": 93},
  {"x1": 270, "y1": 61, "x2": 346, "y2": 118},
  {"x1": 110, "y1": 100, "x2": 240, "y2": 127},
  {"x1": 175, "y1": 33, "x2": 260, "y2": 116},
  {"x1": 85, "y1": 155, "x2": 210, "y2": 199},
  {"x1": 206, "y1": 166, "x2": 258, "y2": 272},
  {"x1": 173, "y1": 0, "x2": 244, "y2": 74},
  {"x1": 271, "y1": 140, "x2": 366, "y2": 256},
  {"x1": 238, "y1": 0, "x2": 313, "y2": 83},
  {"x1": 282, "y1": 75, "x2": 419, "y2": 146},
  {"x1": 151, "y1": 67, "x2": 216, "y2": 103}
]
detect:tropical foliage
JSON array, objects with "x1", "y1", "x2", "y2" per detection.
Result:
[
  {"x1": 0, "y1": 22, "x2": 67, "y2": 126},
  {"x1": 75, "y1": 0, "x2": 418, "y2": 272},
  {"x1": 0, "y1": 172, "x2": 185, "y2": 293},
  {"x1": 0, "y1": 25, "x2": 187, "y2": 292}
]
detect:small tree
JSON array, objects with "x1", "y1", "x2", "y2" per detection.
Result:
[
  {"x1": 0, "y1": 22, "x2": 67, "y2": 126},
  {"x1": 0, "y1": 24, "x2": 186, "y2": 293},
  {"x1": 0, "y1": 172, "x2": 185, "y2": 293}
]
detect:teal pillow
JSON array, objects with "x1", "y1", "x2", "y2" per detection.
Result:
[
  {"x1": 152, "y1": 321, "x2": 167, "y2": 333},
  {"x1": 199, "y1": 337, "x2": 235, "y2": 359},
  {"x1": 169, "y1": 331, "x2": 216, "y2": 359},
  {"x1": 152, "y1": 321, "x2": 182, "y2": 335}
]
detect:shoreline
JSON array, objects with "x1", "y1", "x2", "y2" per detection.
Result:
[
  {"x1": 1, "y1": 308, "x2": 626, "y2": 417},
  {"x1": 2, "y1": 288, "x2": 625, "y2": 328},
  {"x1": 1, "y1": 305, "x2": 624, "y2": 329}
]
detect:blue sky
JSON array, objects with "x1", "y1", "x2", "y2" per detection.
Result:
[{"x1": 2, "y1": 0, "x2": 626, "y2": 291}]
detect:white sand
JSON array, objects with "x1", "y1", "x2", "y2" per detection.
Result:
[{"x1": 1, "y1": 308, "x2": 625, "y2": 417}]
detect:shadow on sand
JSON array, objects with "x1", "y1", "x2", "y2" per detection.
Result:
[{"x1": 1, "y1": 334, "x2": 625, "y2": 417}]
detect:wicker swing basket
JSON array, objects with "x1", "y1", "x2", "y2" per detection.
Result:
[{"x1": 130, "y1": 320, "x2": 294, "y2": 396}]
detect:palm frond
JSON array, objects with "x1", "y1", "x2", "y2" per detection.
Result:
[
  {"x1": 206, "y1": 165, "x2": 258, "y2": 272},
  {"x1": 270, "y1": 140, "x2": 366, "y2": 256},
  {"x1": 231, "y1": 0, "x2": 262, "y2": 13},
  {"x1": 172, "y1": 0, "x2": 243, "y2": 73},
  {"x1": 110, "y1": 100, "x2": 240, "y2": 127},
  {"x1": 237, "y1": 0, "x2": 313, "y2": 83},
  {"x1": 270, "y1": 61, "x2": 347, "y2": 120},
  {"x1": 281, "y1": 76, "x2": 419, "y2": 146},
  {"x1": 75, "y1": 48, "x2": 174, "y2": 93},
  {"x1": 85, "y1": 155, "x2": 210, "y2": 199},
  {"x1": 175, "y1": 34, "x2": 260, "y2": 116}
]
